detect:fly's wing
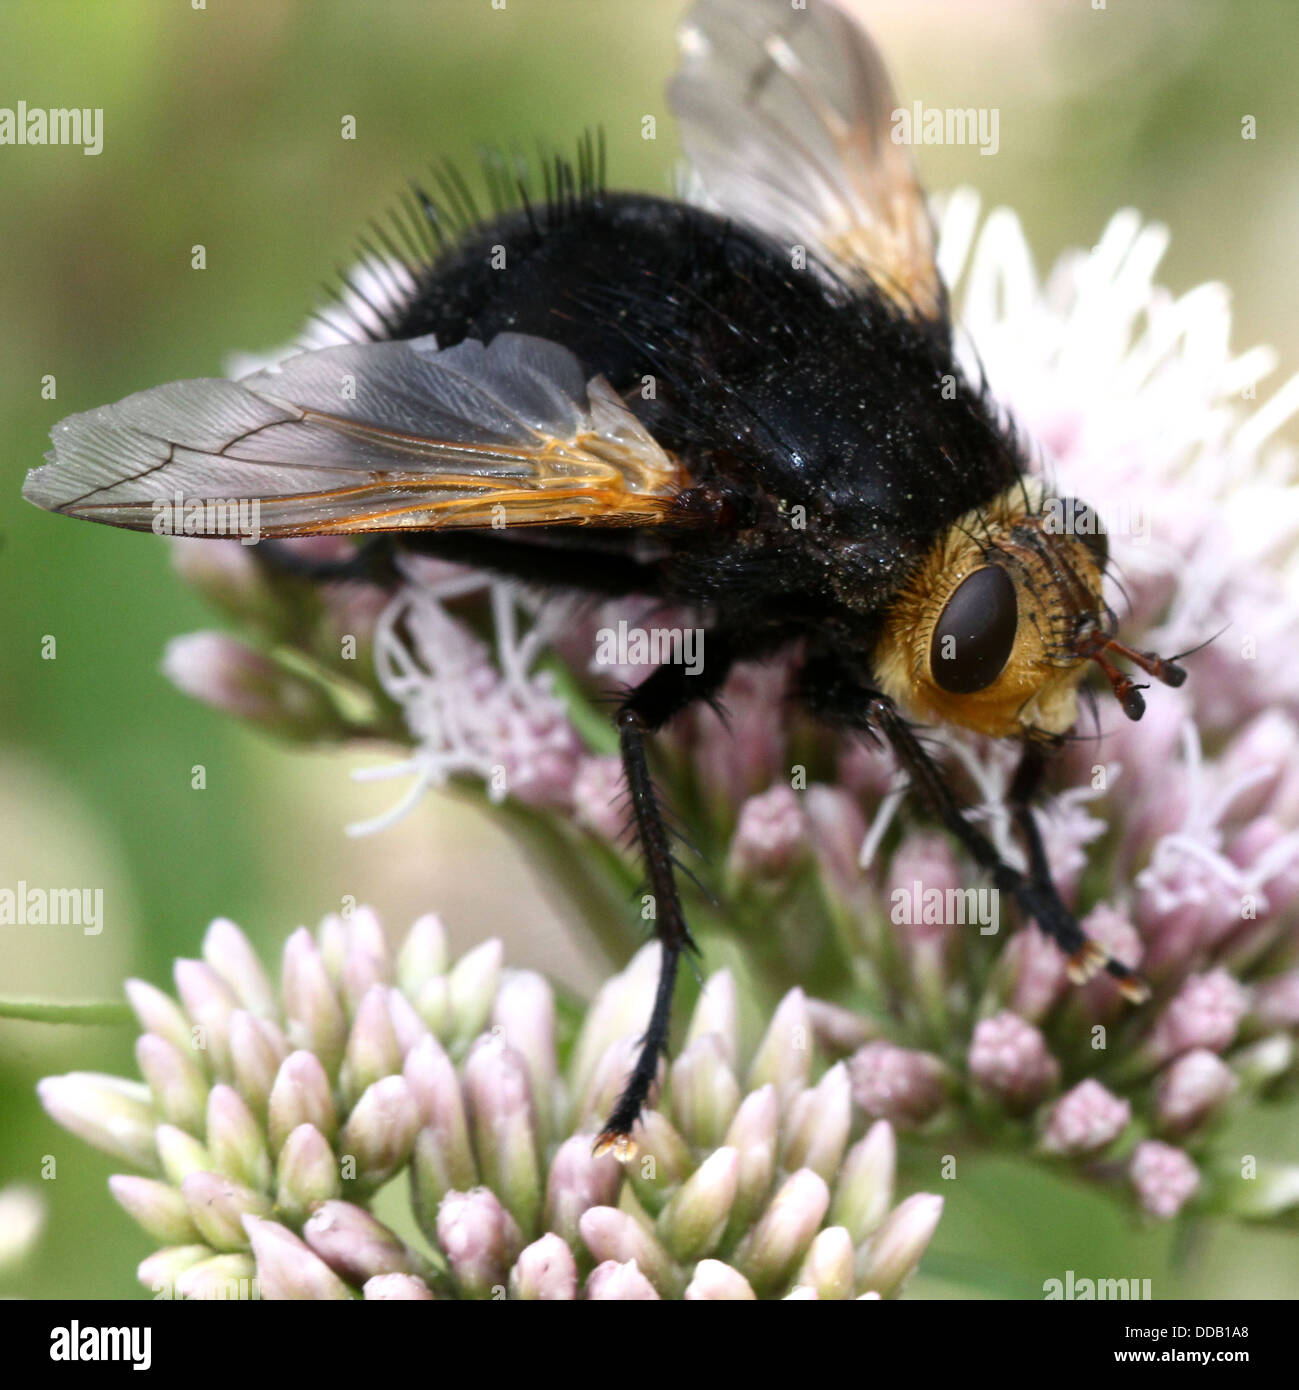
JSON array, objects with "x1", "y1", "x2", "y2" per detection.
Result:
[
  {"x1": 670, "y1": 0, "x2": 942, "y2": 321},
  {"x1": 23, "y1": 333, "x2": 686, "y2": 538}
]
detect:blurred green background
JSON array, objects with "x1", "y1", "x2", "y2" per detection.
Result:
[{"x1": 2, "y1": 0, "x2": 1297, "y2": 1298}]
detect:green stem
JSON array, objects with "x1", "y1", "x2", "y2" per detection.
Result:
[{"x1": 0, "y1": 997, "x2": 132, "y2": 1025}]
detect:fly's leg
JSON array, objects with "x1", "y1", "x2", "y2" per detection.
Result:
[
  {"x1": 593, "y1": 638, "x2": 736, "y2": 1160},
  {"x1": 798, "y1": 652, "x2": 1149, "y2": 1002},
  {"x1": 1007, "y1": 740, "x2": 1149, "y2": 1001},
  {"x1": 867, "y1": 694, "x2": 1149, "y2": 1002}
]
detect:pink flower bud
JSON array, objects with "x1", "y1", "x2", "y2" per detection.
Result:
[
  {"x1": 732, "y1": 1169, "x2": 830, "y2": 1295},
  {"x1": 304, "y1": 1200, "x2": 423, "y2": 1285},
  {"x1": 169, "y1": 537, "x2": 265, "y2": 617},
  {"x1": 858, "y1": 1192, "x2": 943, "y2": 1297},
  {"x1": 463, "y1": 1036, "x2": 541, "y2": 1234},
  {"x1": 135, "y1": 1034, "x2": 207, "y2": 1136},
  {"x1": 275, "y1": 1124, "x2": 342, "y2": 1218},
  {"x1": 203, "y1": 919, "x2": 276, "y2": 1017},
  {"x1": 363, "y1": 1273, "x2": 435, "y2": 1300},
  {"x1": 657, "y1": 1147, "x2": 740, "y2": 1263},
  {"x1": 1040, "y1": 1080, "x2": 1131, "y2": 1155},
  {"x1": 281, "y1": 931, "x2": 347, "y2": 1077},
  {"x1": 205, "y1": 1083, "x2": 271, "y2": 1192},
  {"x1": 1146, "y1": 969, "x2": 1250, "y2": 1064},
  {"x1": 509, "y1": 1233, "x2": 578, "y2": 1300},
  {"x1": 124, "y1": 979, "x2": 191, "y2": 1055},
  {"x1": 782, "y1": 1063, "x2": 852, "y2": 1182},
  {"x1": 829, "y1": 1121, "x2": 896, "y2": 1242},
  {"x1": 37, "y1": 1073, "x2": 158, "y2": 1172},
  {"x1": 1155, "y1": 1049, "x2": 1237, "y2": 1135},
  {"x1": 967, "y1": 1011, "x2": 1059, "y2": 1110},
  {"x1": 747, "y1": 989, "x2": 813, "y2": 1105},
  {"x1": 161, "y1": 632, "x2": 337, "y2": 739},
  {"x1": 181, "y1": 1172, "x2": 271, "y2": 1251},
  {"x1": 849, "y1": 1043, "x2": 949, "y2": 1127},
  {"x1": 173, "y1": 960, "x2": 239, "y2": 1080},
  {"x1": 584, "y1": 1259, "x2": 660, "y2": 1300},
  {"x1": 579, "y1": 1207, "x2": 678, "y2": 1297},
  {"x1": 1129, "y1": 1141, "x2": 1199, "y2": 1219},
  {"x1": 436, "y1": 1187, "x2": 522, "y2": 1298},
  {"x1": 683, "y1": 1259, "x2": 756, "y2": 1300},
  {"x1": 670, "y1": 1033, "x2": 741, "y2": 1150},
  {"x1": 267, "y1": 1050, "x2": 338, "y2": 1155},
  {"x1": 229, "y1": 1012, "x2": 289, "y2": 1117},
  {"x1": 726, "y1": 784, "x2": 807, "y2": 881},
  {"x1": 340, "y1": 986, "x2": 403, "y2": 1104},
  {"x1": 544, "y1": 1135, "x2": 621, "y2": 1251},
  {"x1": 798, "y1": 1225, "x2": 856, "y2": 1300},
  {"x1": 396, "y1": 914, "x2": 449, "y2": 995},
  {"x1": 689, "y1": 661, "x2": 789, "y2": 805},
  {"x1": 243, "y1": 1215, "x2": 352, "y2": 1299},
  {"x1": 108, "y1": 1176, "x2": 201, "y2": 1246},
  {"x1": 338, "y1": 1076, "x2": 419, "y2": 1189}
]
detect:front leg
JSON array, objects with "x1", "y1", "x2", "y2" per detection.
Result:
[
  {"x1": 593, "y1": 635, "x2": 738, "y2": 1159},
  {"x1": 800, "y1": 655, "x2": 1148, "y2": 1001},
  {"x1": 1007, "y1": 741, "x2": 1149, "y2": 1001}
]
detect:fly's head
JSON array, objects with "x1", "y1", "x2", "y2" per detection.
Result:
[{"x1": 871, "y1": 481, "x2": 1186, "y2": 741}]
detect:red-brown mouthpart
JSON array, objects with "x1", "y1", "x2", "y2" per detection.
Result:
[{"x1": 1074, "y1": 631, "x2": 1188, "y2": 722}]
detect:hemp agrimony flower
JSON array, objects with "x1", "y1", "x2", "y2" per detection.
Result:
[{"x1": 41, "y1": 912, "x2": 943, "y2": 1299}]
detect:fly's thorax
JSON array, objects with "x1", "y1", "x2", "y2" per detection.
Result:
[{"x1": 870, "y1": 481, "x2": 1109, "y2": 739}]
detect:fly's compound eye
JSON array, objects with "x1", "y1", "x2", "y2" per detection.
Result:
[{"x1": 930, "y1": 565, "x2": 1019, "y2": 694}]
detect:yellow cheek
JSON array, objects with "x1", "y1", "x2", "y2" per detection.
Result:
[
  {"x1": 897, "y1": 672, "x2": 1060, "y2": 739},
  {"x1": 874, "y1": 621, "x2": 1087, "y2": 740},
  {"x1": 1020, "y1": 677, "x2": 1082, "y2": 738}
]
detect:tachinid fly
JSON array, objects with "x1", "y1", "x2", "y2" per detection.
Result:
[{"x1": 23, "y1": 0, "x2": 1188, "y2": 1158}]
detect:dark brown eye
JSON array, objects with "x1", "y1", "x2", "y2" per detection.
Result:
[{"x1": 930, "y1": 566, "x2": 1018, "y2": 694}]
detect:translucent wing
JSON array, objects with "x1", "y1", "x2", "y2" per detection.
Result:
[
  {"x1": 23, "y1": 333, "x2": 686, "y2": 538},
  {"x1": 670, "y1": 0, "x2": 942, "y2": 320}
]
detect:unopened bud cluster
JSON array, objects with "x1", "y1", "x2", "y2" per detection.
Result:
[{"x1": 41, "y1": 912, "x2": 942, "y2": 1299}]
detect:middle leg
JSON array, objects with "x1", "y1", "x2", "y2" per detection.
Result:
[{"x1": 593, "y1": 632, "x2": 738, "y2": 1158}]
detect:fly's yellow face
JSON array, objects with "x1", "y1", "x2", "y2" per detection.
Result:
[{"x1": 872, "y1": 483, "x2": 1111, "y2": 740}]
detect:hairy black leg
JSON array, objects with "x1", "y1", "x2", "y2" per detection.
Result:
[
  {"x1": 1007, "y1": 741, "x2": 1149, "y2": 1001},
  {"x1": 799, "y1": 653, "x2": 1148, "y2": 1002},
  {"x1": 593, "y1": 636, "x2": 737, "y2": 1159}
]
